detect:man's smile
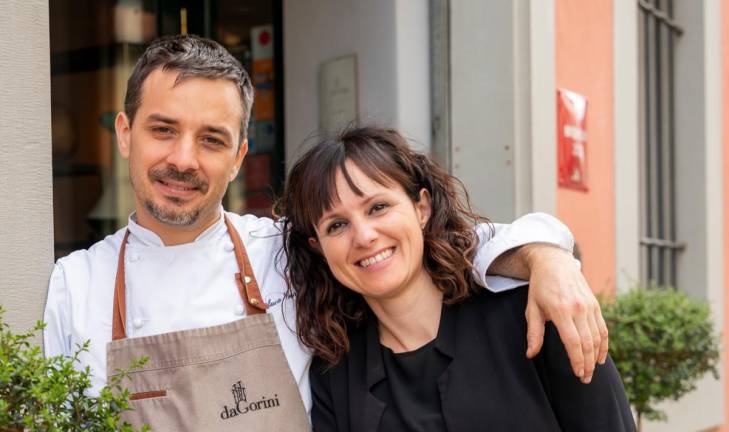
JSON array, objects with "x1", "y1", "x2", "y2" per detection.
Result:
[{"x1": 155, "y1": 178, "x2": 201, "y2": 200}]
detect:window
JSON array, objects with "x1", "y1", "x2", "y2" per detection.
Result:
[{"x1": 637, "y1": 0, "x2": 684, "y2": 287}]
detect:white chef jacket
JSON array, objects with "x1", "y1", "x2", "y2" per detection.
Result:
[{"x1": 43, "y1": 210, "x2": 573, "y2": 414}]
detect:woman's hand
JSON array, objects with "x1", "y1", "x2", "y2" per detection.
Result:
[{"x1": 520, "y1": 244, "x2": 608, "y2": 384}]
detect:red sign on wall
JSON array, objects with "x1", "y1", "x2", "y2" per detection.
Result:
[{"x1": 557, "y1": 89, "x2": 588, "y2": 191}]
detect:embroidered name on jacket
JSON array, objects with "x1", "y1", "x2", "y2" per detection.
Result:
[{"x1": 220, "y1": 380, "x2": 281, "y2": 420}]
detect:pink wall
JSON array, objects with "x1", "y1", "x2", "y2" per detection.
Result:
[
  {"x1": 722, "y1": 0, "x2": 729, "y2": 429},
  {"x1": 713, "y1": 2, "x2": 729, "y2": 431},
  {"x1": 554, "y1": 0, "x2": 615, "y2": 294}
]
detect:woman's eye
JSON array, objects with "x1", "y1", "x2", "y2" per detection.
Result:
[
  {"x1": 326, "y1": 221, "x2": 346, "y2": 234},
  {"x1": 369, "y1": 203, "x2": 389, "y2": 214}
]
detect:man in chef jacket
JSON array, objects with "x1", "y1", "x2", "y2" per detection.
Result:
[{"x1": 44, "y1": 35, "x2": 607, "y2": 412}]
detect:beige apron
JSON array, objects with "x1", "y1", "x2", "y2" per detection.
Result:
[{"x1": 106, "y1": 216, "x2": 309, "y2": 431}]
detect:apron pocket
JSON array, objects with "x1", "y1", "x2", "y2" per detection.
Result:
[{"x1": 130, "y1": 389, "x2": 167, "y2": 401}]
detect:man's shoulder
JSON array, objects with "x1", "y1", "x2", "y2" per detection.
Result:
[
  {"x1": 224, "y1": 210, "x2": 283, "y2": 239},
  {"x1": 54, "y1": 228, "x2": 127, "y2": 275}
]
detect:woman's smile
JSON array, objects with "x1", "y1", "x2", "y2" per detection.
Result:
[{"x1": 356, "y1": 247, "x2": 395, "y2": 269}]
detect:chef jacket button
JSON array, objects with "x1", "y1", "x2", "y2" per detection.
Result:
[
  {"x1": 132, "y1": 318, "x2": 144, "y2": 329},
  {"x1": 234, "y1": 305, "x2": 245, "y2": 316},
  {"x1": 224, "y1": 242, "x2": 235, "y2": 252},
  {"x1": 244, "y1": 275, "x2": 252, "y2": 284},
  {"x1": 128, "y1": 252, "x2": 140, "y2": 262}
]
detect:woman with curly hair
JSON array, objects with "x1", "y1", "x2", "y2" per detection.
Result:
[{"x1": 279, "y1": 126, "x2": 634, "y2": 431}]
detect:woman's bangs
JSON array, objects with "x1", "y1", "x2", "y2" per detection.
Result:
[
  {"x1": 298, "y1": 135, "x2": 406, "y2": 234},
  {"x1": 300, "y1": 149, "x2": 345, "y2": 234},
  {"x1": 340, "y1": 140, "x2": 404, "y2": 194}
]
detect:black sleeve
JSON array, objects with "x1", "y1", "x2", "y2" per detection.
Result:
[
  {"x1": 539, "y1": 323, "x2": 636, "y2": 432},
  {"x1": 310, "y1": 356, "x2": 341, "y2": 432}
]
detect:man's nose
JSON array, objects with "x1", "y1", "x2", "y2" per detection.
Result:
[{"x1": 165, "y1": 135, "x2": 200, "y2": 172}]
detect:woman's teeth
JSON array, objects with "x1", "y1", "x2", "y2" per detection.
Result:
[{"x1": 359, "y1": 248, "x2": 394, "y2": 268}]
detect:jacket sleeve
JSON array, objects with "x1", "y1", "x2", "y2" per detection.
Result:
[
  {"x1": 472, "y1": 212, "x2": 575, "y2": 292},
  {"x1": 539, "y1": 323, "x2": 636, "y2": 431},
  {"x1": 43, "y1": 263, "x2": 72, "y2": 358},
  {"x1": 310, "y1": 357, "x2": 342, "y2": 432}
]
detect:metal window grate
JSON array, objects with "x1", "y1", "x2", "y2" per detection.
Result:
[{"x1": 638, "y1": 0, "x2": 685, "y2": 287}]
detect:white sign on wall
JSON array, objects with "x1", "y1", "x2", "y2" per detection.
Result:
[{"x1": 319, "y1": 55, "x2": 358, "y2": 132}]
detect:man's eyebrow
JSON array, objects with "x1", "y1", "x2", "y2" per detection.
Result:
[{"x1": 146, "y1": 113, "x2": 179, "y2": 125}]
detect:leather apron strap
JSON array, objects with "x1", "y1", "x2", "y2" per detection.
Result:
[
  {"x1": 112, "y1": 230, "x2": 131, "y2": 340},
  {"x1": 223, "y1": 215, "x2": 268, "y2": 316},
  {"x1": 112, "y1": 214, "x2": 267, "y2": 341}
]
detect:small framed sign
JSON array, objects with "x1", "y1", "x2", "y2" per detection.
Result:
[{"x1": 319, "y1": 55, "x2": 358, "y2": 132}]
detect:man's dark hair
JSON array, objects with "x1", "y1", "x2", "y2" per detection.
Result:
[{"x1": 124, "y1": 34, "x2": 254, "y2": 142}]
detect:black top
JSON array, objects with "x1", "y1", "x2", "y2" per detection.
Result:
[
  {"x1": 310, "y1": 286, "x2": 636, "y2": 432},
  {"x1": 374, "y1": 339, "x2": 449, "y2": 431}
]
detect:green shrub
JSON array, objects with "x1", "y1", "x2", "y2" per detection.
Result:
[
  {"x1": 0, "y1": 307, "x2": 148, "y2": 432},
  {"x1": 602, "y1": 285, "x2": 720, "y2": 431}
]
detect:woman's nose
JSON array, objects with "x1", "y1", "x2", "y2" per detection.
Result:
[{"x1": 353, "y1": 221, "x2": 378, "y2": 247}]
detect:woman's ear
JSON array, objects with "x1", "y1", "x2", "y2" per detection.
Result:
[
  {"x1": 415, "y1": 188, "x2": 433, "y2": 229},
  {"x1": 308, "y1": 237, "x2": 322, "y2": 253}
]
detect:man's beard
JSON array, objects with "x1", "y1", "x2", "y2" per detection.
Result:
[
  {"x1": 139, "y1": 165, "x2": 210, "y2": 226},
  {"x1": 143, "y1": 198, "x2": 202, "y2": 226}
]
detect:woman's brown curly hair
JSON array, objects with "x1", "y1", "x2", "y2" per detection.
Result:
[{"x1": 277, "y1": 126, "x2": 491, "y2": 365}]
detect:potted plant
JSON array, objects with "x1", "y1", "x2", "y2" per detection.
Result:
[
  {"x1": 0, "y1": 307, "x2": 148, "y2": 431},
  {"x1": 602, "y1": 285, "x2": 720, "y2": 431}
]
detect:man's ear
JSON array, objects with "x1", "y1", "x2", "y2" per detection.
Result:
[
  {"x1": 415, "y1": 188, "x2": 433, "y2": 229},
  {"x1": 230, "y1": 138, "x2": 249, "y2": 182},
  {"x1": 115, "y1": 112, "x2": 132, "y2": 159}
]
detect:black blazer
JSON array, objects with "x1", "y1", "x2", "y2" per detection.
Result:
[{"x1": 310, "y1": 286, "x2": 635, "y2": 432}]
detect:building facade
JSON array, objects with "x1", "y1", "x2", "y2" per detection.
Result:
[{"x1": 0, "y1": 0, "x2": 727, "y2": 430}]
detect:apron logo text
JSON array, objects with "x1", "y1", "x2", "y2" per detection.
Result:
[
  {"x1": 220, "y1": 380, "x2": 281, "y2": 420},
  {"x1": 232, "y1": 380, "x2": 247, "y2": 404}
]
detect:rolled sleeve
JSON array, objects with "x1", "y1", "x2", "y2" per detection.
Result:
[{"x1": 472, "y1": 213, "x2": 574, "y2": 292}]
